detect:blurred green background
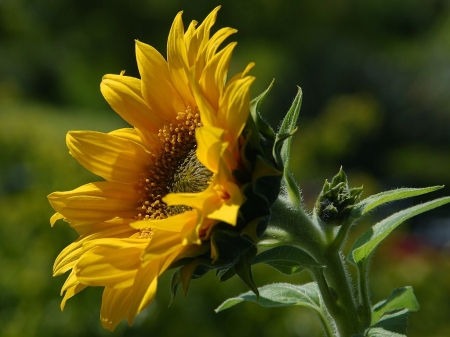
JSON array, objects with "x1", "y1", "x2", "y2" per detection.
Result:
[{"x1": 1, "y1": 0, "x2": 450, "y2": 336}]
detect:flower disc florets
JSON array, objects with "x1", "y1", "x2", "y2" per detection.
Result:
[{"x1": 135, "y1": 108, "x2": 213, "y2": 220}]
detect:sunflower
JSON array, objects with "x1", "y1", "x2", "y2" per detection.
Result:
[{"x1": 48, "y1": 7, "x2": 258, "y2": 330}]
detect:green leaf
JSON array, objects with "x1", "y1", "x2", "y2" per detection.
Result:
[
  {"x1": 273, "y1": 87, "x2": 302, "y2": 168},
  {"x1": 253, "y1": 246, "x2": 322, "y2": 275},
  {"x1": 364, "y1": 328, "x2": 406, "y2": 337},
  {"x1": 273, "y1": 87, "x2": 303, "y2": 205},
  {"x1": 250, "y1": 80, "x2": 276, "y2": 140},
  {"x1": 349, "y1": 196, "x2": 450, "y2": 265},
  {"x1": 352, "y1": 186, "x2": 444, "y2": 218},
  {"x1": 372, "y1": 287, "x2": 419, "y2": 324},
  {"x1": 369, "y1": 309, "x2": 410, "y2": 336},
  {"x1": 215, "y1": 282, "x2": 321, "y2": 312}
]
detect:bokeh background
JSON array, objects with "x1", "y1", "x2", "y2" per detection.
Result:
[{"x1": 1, "y1": 0, "x2": 450, "y2": 336}]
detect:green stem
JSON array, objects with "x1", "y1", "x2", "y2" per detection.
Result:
[
  {"x1": 317, "y1": 309, "x2": 336, "y2": 337},
  {"x1": 267, "y1": 197, "x2": 324, "y2": 255},
  {"x1": 357, "y1": 259, "x2": 372, "y2": 330},
  {"x1": 317, "y1": 251, "x2": 360, "y2": 337},
  {"x1": 327, "y1": 218, "x2": 353, "y2": 252},
  {"x1": 268, "y1": 194, "x2": 362, "y2": 336}
]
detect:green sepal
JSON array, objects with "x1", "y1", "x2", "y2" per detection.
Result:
[
  {"x1": 240, "y1": 216, "x2": 271, "y2": 245},
  {"x1": 348, "y1": 196, "x2": 450, "y2": 265},
  {"x1": 169, "y1": 268, "x2": 182, "y2": 306},
  {"x1": 351, "y1": 185, "x2": 444, "y2": 220},
  {"x1": 217, "y1": 266, "x2": 237, "y2": 282},
  {"x1": 249, "y1": 80, "x2": 276, "y2": 141},
  {"x1": 253, "y1": 246, "x2": 322, "y2": 275},
  {"x1": 215, "y1": 282, "x2": 322, "y2": 313},
  {"x1": 251, "y1": 155, "x2": 283, "y2": 205},
  {"x1": 273, "y1": 87, "x2": 302, "y2": 170},
  {"x1": 371, "y1": 287, "x2": 419, "y2": 325},
  {"x1": 169, "y1": 258, "x2": 219, "y2": 304},
  {"x1": 234, "y1": 245, "x2": 259, "y2": 297}
]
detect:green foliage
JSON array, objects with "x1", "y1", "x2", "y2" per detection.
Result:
[
  {"x1": 351, "y1": 186, "x2": 444, "y2": 218},
  {"x1": 349, "y1": 196, "x2": 450, "y2": 265},
  {"x1": 215, "y1": 282, "x2": 322, "y2": 312},
  {"x1": 222, "y1": 164, "x2": 449, "y2": 336},
  {"x1": 252, "y1": 246, "x2": 322, "y2": 276},
  {"x1": 372, "y1": 287, "x2": 419, "y2": 325}
]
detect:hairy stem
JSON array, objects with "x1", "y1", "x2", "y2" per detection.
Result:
[{"x1": 356, "y1": 259, "x2": 372, "y2": 330}]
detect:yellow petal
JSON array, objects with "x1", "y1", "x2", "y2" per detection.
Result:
[
  {"x1": 62, "y1": 215, "x2": 136, "y2": 237},
  {"x1": 48, "y1": 182, "x2": 139, "y2": 225},
  {"x1": 141, "y1": 229, "x2": 184, "y2": 262},
  {"x1": 130, "y1": 210, "x2": 197, "y2": 232},
  {"x1": 195, "y1": 126, "x2": 226, "y2": 174},
  {"x1": 108, "y1": 128, "x2": 147, "y2": 146},
  {"x1": 187, "y1": 6, "x2": 220, "y2": 75},
  {"x1": 189, "y1": 66, "x2": 218, "y2": 128},
  {"x1": 76, "y1": 239, "x2": 146, "y2": 288},
  {"x1": 128, "y1": 249, "x2": 181, "y2": 324},
  {"x1": 60, "y1": 271, "x2": 87, "y2": 310},
  {"x1": 50, "y1": 212, "x2": 64, "y2": 226},
  {"x1": 184, "y1": 19, "x2": 198, "y2": 52},
  {"x1": 206, "y1": 181, "x2": 244, "y2": 225},
  {"x1": 54, "y1": 239, "x2": 84, "y2": 276},
  {"x1": 163, "y1": 184, "x2": 215, "y2": 212},
  {"x1": 127, "y1": 263, "x2": 158, "y2": 323},
  {"x1": 205, "y1": 27, "x2": 237, "y2": 62},
  {"x1": 53, "y1": 224, "x2": 137, "y2": 276},
  {"x1": 101, "y1": 287, "x2": 133, "y2": 331},
  {"x1": 100, "y1": 74, "x2": 163, "y2": 143},
  {"x1": 199, "y1": 42, "x2": 236, "y2": 109},
  {"x1": 135, "y1": 40, "x2": 185, "y2": 119},
  {"x1": 66, "y1": 131, "x2": 149, "y2": 183},
  {"x1": 218, "y1": 76, "x2": 255, "y2": 147},
  {"x1": 167, "y1": 12, "x2": 195, "y2": 107}
]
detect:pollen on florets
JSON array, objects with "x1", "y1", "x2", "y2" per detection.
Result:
[{"x1": 134, "y1": 107, "x2": 213, "y2": 221}]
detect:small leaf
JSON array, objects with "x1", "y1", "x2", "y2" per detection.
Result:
[
  {"x1": 250, "y1": 80, "x2": 276, "y2": 140},
  {"x1": 370, "y1": 309, "x2": 409, "y2": 335},
  {"x1": 348, "y1": 196, "x2": 450, "y2": 265},
  {"x1": 352, "y1": 186, "x2": 444, "y2": 218},
  {"x1": 273, "y1": 87, "x2": 302, "y2": 170},
  {"x1": 215, "y1": 282, "x2": 321, "y2": 312},
  {"x1": 372, "y1": 287, "x2": 419, "y2": 324},
  {"x1": 364, "y1": 328, "x2": 406, "y2": 337},
  {"x1": 253, "y1": 246, "x2": 322, "y2": 275}
]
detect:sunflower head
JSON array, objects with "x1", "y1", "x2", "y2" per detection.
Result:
[{"x1": 47, "y1": 7, "x2": 287, "y2": 330}]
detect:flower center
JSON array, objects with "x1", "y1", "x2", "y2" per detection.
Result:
[{"x1": 135, "y1": 107, "x2": 213, "y2": 221}]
